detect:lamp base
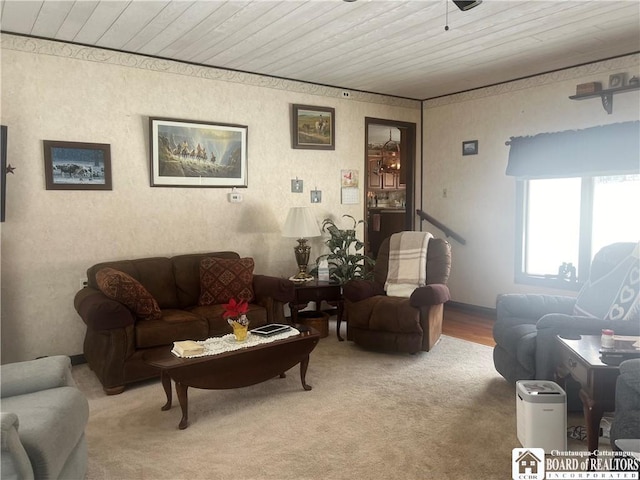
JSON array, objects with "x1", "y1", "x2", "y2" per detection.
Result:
[
  {"x1": 291, "y1": 238, "x2": 314, "y2": 282},
  {"x1": 289, "y1": 274, "x2": 314, "y2": 283}
]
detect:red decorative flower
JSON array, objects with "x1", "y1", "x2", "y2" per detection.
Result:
[{"x1": 222, "y1": 298, "x2": 249, "y2": 319}]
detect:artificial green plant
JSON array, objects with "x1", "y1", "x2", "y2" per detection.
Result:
[{"x1": 313, "y1": 215, "x2": 375, "y2": 284}]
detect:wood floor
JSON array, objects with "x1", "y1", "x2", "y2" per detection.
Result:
[{"x1": 443, "y1": 304, "x2": 496, "y2": 347}]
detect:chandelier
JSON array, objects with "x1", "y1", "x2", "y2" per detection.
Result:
[{"x1": 378, "y1": 130, "x2": 401, "y2": 175}]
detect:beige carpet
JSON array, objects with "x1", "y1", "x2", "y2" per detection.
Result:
[{"x1": 72, "y1": 322, "x2": 593, "y2": 480}]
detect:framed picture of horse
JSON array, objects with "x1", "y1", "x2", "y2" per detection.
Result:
[
  {"x1": 291, "y1": 104, "x2": 335, "y2": 150},
  {"x1": 43, "y1": 140, "x2": 112, "y2": 190},
  {"x1": 149, "y1": 117, "x2": 248, "y2": 187}
]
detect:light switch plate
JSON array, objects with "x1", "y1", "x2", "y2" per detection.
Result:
[{"x1": 291, "y1": 179, "x2": 303, "y2": 193}]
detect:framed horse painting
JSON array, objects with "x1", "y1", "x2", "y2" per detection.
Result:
[
  {"x1": 149, "y1": 117, "x2": 248, "y2": 187},
  {"x1": 291, "y1": 104, "x2": 335, "y2": 150}
]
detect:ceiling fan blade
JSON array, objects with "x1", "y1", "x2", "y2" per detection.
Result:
[{"x1": 453, "y1": 1, "x2": 482, "y2": 11}]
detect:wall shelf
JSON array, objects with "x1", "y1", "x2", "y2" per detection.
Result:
[{"x1": 569, "y1": 84, "x2": 640, "y2": 114}]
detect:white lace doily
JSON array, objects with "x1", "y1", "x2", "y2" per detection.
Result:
[{"x1": 173, "y1": 328, "x2": 300, "y2": 358}]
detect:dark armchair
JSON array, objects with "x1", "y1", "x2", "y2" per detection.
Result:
[
  {"x1": 342, "y1": 235, "x2": 451, "y2": 353},
  {"x1": 493, "y1": 242, "x2": 640, "y2": 384}
]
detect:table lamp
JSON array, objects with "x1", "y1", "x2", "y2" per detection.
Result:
[{"x1": 282, "y1": 207, "x2": 321, "y2": 281}]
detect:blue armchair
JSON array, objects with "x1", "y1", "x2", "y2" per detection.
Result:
[
  {"x1": 1, "y1": 356, "x2": 89, "y2": 479},
  {"x1": 493, "y1": 242, "x2": 640, "y2": 384},
  {"x1": 610, "y1": 358, "x2": 640, "y2": 450}
]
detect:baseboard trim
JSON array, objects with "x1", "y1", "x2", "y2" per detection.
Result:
[{"x1": 446, "y1": 301, "x2": 496, "y2": 318}]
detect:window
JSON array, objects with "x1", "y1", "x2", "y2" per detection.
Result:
[{"x1": 516, "y1": 174, "x2": 640, "y2": 289}]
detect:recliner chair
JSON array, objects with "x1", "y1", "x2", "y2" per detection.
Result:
[
  {"x1": 1, "y1": 356, "x2": 89, "y2": 480},
  {"x1": 342, "y1": 235, "x2": 451, "y2": 353},
  {"x1": 610, "y1": 358, "x2": 640, "y2": 451},
  {"x1": 493, "y1": 242, "x2": 640, "y2": 384}
]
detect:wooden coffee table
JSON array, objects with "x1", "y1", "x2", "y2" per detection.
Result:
[
  {"x1": 555, "y1": 334, "x2": 621, "y2": 452},
  {"x1": 144, "y1": 326, "x2": 320, "y2": 429}
]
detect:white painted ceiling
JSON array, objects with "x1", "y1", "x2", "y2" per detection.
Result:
[{"x1": 1, "y1": 0, "x2": 639, "y2": 100}]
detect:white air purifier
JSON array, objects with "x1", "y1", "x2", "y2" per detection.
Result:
[{"x1": 516, "y1": 380, "x2": 567, "y2": 452}]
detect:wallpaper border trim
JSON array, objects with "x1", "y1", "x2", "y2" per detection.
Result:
[
  {"x1": 1, "y1": 33, "x2": 421, "y2": 110},
  {"x1": 423, "y1": 53, "x2": 640, "y2": 109}
]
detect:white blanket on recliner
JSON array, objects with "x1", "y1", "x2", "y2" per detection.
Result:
[{"x1": 384, "y1": 231, "x2": 432, "y2": 298}]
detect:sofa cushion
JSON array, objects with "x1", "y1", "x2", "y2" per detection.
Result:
[
  {"x1": 199, "y1": 257, "x2": 255, "y2": 305},
  {"x1": 574, "y1": 242, "x2": 639, "y2": 321},
  {"x1": 87, "y1": 257, "x2": 179, "y2": 309},
  {"x1": 135, "y1": 309, "x2": 209, "y2": 348},
  {"x1": 96, "y1": 268, "x2": 162, "y2": 320},
  {"x1": 347, "y1": 296, "x2": 421, "y2": 333},
  {"x1": 172, "y1": 252, "x2": 240, "y2": 308}
]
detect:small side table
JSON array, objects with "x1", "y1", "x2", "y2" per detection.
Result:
[
  {"x1": 289, "y1": 280, "x2": 344, "y2": 341},
  {"x1": 555, "y1": 335, "x2": 620, "y2": 453}
]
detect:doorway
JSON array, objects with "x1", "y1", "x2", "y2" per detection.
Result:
[{"x1": 364, "y1": 117, "x2": 416, "y2": 259}]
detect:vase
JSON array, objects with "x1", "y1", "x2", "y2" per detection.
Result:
[{"x1": 229, "y1": 315, "x2": 249, "y2": 341}]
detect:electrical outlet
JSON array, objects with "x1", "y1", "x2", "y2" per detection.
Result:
[
  {"x1": 79, "y1": 278, "x2": 87, "y2": 290},
  {"x1": 342, "y1": 91, "x2": 350, "y2": 98}
]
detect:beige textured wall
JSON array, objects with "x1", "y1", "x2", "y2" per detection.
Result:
[
  {"x1": 422, "y1": 54, "x2": 640, "y2": 308},
  {"x1": 0, "y1": 35, "x2": 420, "y2": 363}
]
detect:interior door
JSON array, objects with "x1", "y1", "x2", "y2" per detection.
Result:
[{"x1": 364, "y1": 117, "x2": 416, "y2": 259}]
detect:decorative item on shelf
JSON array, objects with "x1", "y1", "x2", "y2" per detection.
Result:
[
  {"x1": 312, "y1": 215, "x2": 375, "y2": 285},
  {"x1": 282, "y1": 206, "x2": 321, "y2": 282},
  {"x1": 608, "y1": 73, "x2": 627, "y2": 89},
  {"x1": 576, "y1": 82, "x2": 602, "y2": 95},
  {"x1": 223, "y1": 299, "x2": 250, "y2": 341}
]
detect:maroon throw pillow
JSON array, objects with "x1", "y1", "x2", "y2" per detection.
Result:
[
  {"x1": 199, "y1": 257, "x2": 255, "y2": 306},
  {"x1": 95, "y1": 267, "x2": 162, "y2": 320}
]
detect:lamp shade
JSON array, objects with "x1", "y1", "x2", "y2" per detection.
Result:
[{"x1": 282, "y1": 207, "x2": 321, "y2": 239}]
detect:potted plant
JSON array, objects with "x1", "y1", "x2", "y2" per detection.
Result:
[{"x1": 313, "y1": 215, "x2": 375, "y2": 284}]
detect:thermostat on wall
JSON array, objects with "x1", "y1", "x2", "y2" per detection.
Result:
[{"x1": 228, "y1": 192, "x2": 243, "y2": 203}]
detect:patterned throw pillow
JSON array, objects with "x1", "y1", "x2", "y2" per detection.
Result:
[
  {"x1": 574, "y1": 243, "x2": 640, "y2": 321},
  {"x1": 605, "y1": 244, "x2": 640, "y2": 321},
  {"x1": 95, "y1": 267, "x2": 162, "y2": 320},
  {"x1": 199, "y1": 257, "x2": 255, "y2": 306}
]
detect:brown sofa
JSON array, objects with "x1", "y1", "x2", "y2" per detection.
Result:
[{"x1": 74, "y1": 251, "x2": 295, "y2": 394}]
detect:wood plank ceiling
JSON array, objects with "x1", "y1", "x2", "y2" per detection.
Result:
[{"x1": 1, "y1": 0, "x2": 639, "y2": 100}]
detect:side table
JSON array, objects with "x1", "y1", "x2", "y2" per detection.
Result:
[
  {"x1": 289, "y1": 280, "x2": 344, "y2": 341},
  {"x1": 555, "y1": 335, "x2": 620, "y2": 453}
]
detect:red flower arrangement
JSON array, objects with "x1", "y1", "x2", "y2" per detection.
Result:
[{"x1": 223, "y1": 298, "x2": 249, "y2": 326}]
